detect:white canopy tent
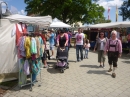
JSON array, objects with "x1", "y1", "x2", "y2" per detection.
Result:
[
  {"x1": 50, "y1": 18, "x2": 71, "y2": 28},
  {"x1": 5, "y1": 14, "x2": 52, "y2": 27},
  {"x1": 0, "y1": 15, "x2": 52, "y2": 82},
  {"x1": 86, "y1": 22, "x2": 130, "y2": 28}
]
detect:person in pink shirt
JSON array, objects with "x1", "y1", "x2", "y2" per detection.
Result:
[
  {"x1": 57, "y1": 29, "x2": 69, "y2": 63},
  {"x1": 57, "y1": 29, "x2": 68, "y2": 48},
  {"x1": 104, "y1": 30, "x2": 122, "y2": 78}
]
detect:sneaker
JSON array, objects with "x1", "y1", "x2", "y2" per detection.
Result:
[
  {"x1": 77, "y1": 59, "x2": 81, "y2": 62},
  {"x1": 99, "y1": 65, "x2": 102, "y2": 67},
  {"x1": 43, "y1": 65, "x2": 48, "y2": 68},
  {"x1": 50, "y1": 56, "x2": 54, "y2": 59},
  {"x1": 108, "y1": 68, "x2": 112, "y2": 72},
  {"x1": 77, "y1": 60, "x2": 80, "y2": 62},
  {"x1": 102, "y1": 65, "x2": 105, "y2": 68},
  {"x1": 112, "y1": 73, "x2": 116, "y2": 78}
]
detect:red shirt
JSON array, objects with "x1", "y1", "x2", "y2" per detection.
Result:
[{"x1": 39, "y1": 33, "x2": 46, "y2": 47}]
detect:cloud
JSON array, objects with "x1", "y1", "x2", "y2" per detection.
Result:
[
  {"x1": 21, "y1": 10, "x2": 25, "y2": 15},
  {"x1": 97, "y1": 0, "x2": 123, "y2": 10},
  {"x1": 18, "y1": 10, "x2": 25, "y2": 15}
]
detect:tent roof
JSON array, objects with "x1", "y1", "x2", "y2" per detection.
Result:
[
  {"x1": 85, "y1": 22, "x2": 130, "y2": 28},
  {"x1": 5, "y1": 14, "x2": 52, "y2": 26},
  {"x1": 50, "y1": 18, "x2": 71, "y2": 28}
]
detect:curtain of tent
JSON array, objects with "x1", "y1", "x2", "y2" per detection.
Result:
[{"x1": 0, "y1": 19, "x2": 18, "y2": 75}]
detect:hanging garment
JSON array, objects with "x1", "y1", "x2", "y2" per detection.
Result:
[
  {"x1": 16, "y1": 24, "x2": 22, "y2": 46},
  {"x1": 32, "y1": 54, "x2": 36, "y2": 60},
  {"x1": 35, "y1": 37, "x2": 40, "y2": 58},
  {"x1": 31, "y1": 37, "x2": 37, "y2": 54},
  {"x1": 32, "y1": 60, "x2": 40, "y2": 75},
  {"x1": 15, "y1": 24, "x2": 27, "y2": 46},
  {"x1": 18, "y1": 58, "x2": 27, "y2": 86},
  {"x1": 39, "y1": 36, "x2": 43, "y2": 57},
  {"x1": 23, "y1": 60, "x2": 30, "y2": 75},
  {"x1": 19, "y1": 36, "x2": 26, "y2": 57},
  {"x1": 25, "y1": 36, "x2": 31, "y2": 59},
  {"x1": 17, "y1": 37, "x2": 23, "y2": 58}
]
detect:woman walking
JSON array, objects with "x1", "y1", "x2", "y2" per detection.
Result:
[
  {"x1": 104, "y1": 30, "x2": 122, "y2": 78},
  {"x1": 94, "y1": 32, "x2": 107, "y2": 68}
]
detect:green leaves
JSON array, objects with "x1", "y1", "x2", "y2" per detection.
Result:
[
  {"x1": 24, "y1": 0, "x2": 105, "y2": 24},
  {"x1": 119, "y1": 0, "x2": 130, "y2": 21}
]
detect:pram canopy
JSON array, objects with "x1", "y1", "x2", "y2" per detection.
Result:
[{"x1": 57, "y1": 47, "x2": 68, "y2": 59}]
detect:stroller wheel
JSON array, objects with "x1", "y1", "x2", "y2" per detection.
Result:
[
  {"x1": 61, "y1": 69, "x2": 64, "y2": 73},
  {"x1": 67, "y1": 65, "x2": 69, "y2": 69}
]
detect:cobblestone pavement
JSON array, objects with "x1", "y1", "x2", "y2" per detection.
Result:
[{"x1": 3, "y1": 48, "x2": 130, "y2": 97}]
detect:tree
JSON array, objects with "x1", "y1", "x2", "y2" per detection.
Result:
[
  {"x1": 24, "y1": 0, "x2": 105, "y2": 24},
  {"x1": 94, "y1": 17, "x2": 111, "y2": 24},
  {"x1": 119, "y1": 0, "x2": 130, "y2": 21}
]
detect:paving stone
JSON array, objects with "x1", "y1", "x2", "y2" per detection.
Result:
[
  {"x1": 36, "y1": 94, "x2": 46, "y2": 97},
  {"x1": 2, "y1": 48, "x2": 130, "y2": 97}
]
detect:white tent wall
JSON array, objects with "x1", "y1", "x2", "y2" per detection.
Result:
[{"x1": 0, "y1": 19, "x2": 18, "y2": 82}]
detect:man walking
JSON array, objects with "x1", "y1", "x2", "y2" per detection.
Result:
[{"x1": 74, "y1": 28, "x2": 85, "y2": 62}]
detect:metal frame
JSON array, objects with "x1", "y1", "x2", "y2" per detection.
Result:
[{"x1": 0, "y1": 1, "x2": 11, "y2": 26}]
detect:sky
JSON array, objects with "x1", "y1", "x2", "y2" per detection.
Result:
[{"x1": 0, "y1": 0, "x2": 126, "y2": 23}]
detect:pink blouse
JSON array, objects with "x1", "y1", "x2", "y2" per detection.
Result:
[{"x1": 57, "y1": 33, "x2": 69, "y2": 46}]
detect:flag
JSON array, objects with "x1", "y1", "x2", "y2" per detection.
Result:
[
  {"x1": 116, "y1": 5, "x2": 118, "y2": 22},
  {"x1": 108, "y1": 7, "x2": 110, "y2": 20}
]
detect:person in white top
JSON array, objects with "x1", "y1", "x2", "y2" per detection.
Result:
[
  {"x1": 94, "y1": 32, "x2": 107, "y2": 68},
  {"x1": 84, "y1": 39, "x2": 90, "y2": 59},
  {"x1": 74, "y1": 28, "x2": 85, "y2": 61}
]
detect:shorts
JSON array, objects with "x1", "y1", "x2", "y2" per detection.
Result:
[
  {"x1": 108, "y1": 51, "x2": 119, "y2": 67},
  {"x1": 50, "y1": 45, "x2": 55, "y2": 50},
  {"x1": 41, "y1": 52, "x2": 47, "y2": 61}
]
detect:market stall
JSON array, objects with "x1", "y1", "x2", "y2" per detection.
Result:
[
  {"x1": 50, "y1": 18, "x2": 71, "y2": 28},
  {"x1": 0, "y1": 14, "x2": 52, "y2": 84},
  {"x1": 84, "y1": 22, "x2": 130, "y2": 51}
]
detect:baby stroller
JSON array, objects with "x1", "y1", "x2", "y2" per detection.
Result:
[{"x1": 55, "y1": 47, "x2": 69, "y2": 73}]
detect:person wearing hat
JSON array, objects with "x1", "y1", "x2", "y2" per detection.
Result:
[{"x1": 46, "y1": 29, "x2": 55, "y2": 59}]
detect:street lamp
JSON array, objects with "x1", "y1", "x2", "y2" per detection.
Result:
[{"x1": 0, "y1": 1, "x2": 11, "y2": 26}]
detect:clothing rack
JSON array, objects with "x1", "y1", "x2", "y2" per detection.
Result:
[
  {"x1": 18, "y1": 33, "x2": 44, "y2": 91},
  {"x1": 18, "y1": 58, "x2": 42, "y2": 91}
]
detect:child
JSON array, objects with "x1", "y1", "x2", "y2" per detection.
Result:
[{"x1": 84, "y1": 39, "x2": 90, "y2": 59}]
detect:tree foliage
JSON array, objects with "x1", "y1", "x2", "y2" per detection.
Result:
[
  {"x1": 24, "y1": 0, "x2": 105, "y2": 24},
  {"x1": 94, "y1": 17, "x2": 111, "y2": 24},
  {"x1": 119, "y1": 0, "x2": 130, "y2": 21}
]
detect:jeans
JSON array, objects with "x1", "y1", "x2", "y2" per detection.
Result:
[
  {"x1": 84, "y1": 49, "x2": 89, "y2": 58},
  {"x1": 76, "y1": 45, "x2": 83, "y2": 61}
]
